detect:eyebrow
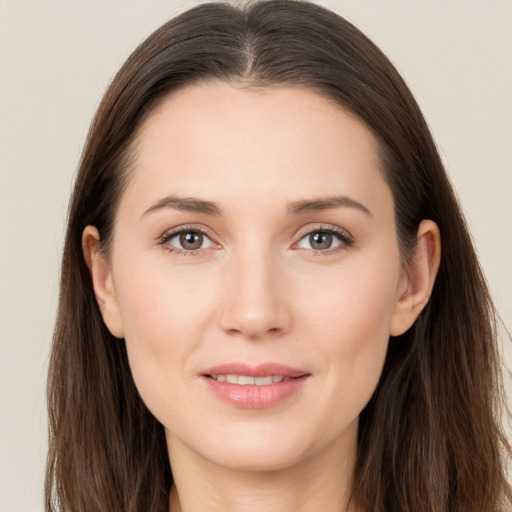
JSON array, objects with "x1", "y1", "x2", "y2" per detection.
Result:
[
  {"x1": 142, "y1": 195, "x2": 222, "y2": 217},
  {"x1": 287, "y1": 196, "x2": 373, "y2": 218},
  {"x1": 142, "y1": 194, "x2": 372, "y2": 218}
]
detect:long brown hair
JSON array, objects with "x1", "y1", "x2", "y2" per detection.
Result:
[{"x1": 46, "y1": 1, "x2": 511, "y2": 511}]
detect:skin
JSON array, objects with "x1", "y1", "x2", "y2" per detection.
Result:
[{"x1": 83, "y1": 82, "x2": 441, "y2": 512}]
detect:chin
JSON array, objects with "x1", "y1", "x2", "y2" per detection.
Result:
[
  {"x1": 185, "y1": 421, "x2": 326, "y2": 473},
  {"x1": 209, "y1": 444, "x2": 307, "y2": 473},
  {"x1": 165, "y1": 420, "x2": 308, "y2": 472}
]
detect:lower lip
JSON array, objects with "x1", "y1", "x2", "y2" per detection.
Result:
[{"x1": 202, "y1": 376, "x2": 309, "y2": 409}]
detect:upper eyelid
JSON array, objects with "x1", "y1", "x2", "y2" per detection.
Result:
[
  {"x1": 158, "y1": 223, "x2": 353, "y2": 248},
  {"x1": 294, "y1": 224, "x2": 352, "y2": 240},
  {"x1": 160, "y1": 224, "x2": 214, "y2": 241}
]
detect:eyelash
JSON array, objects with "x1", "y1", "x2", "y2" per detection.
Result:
[
  {"x1": 158, "y1": 224, "x2": 354, "y2": 257},
  {"x1": 294, "y1": 225, "x2": 354, "y2": 256},
  {"x1": 158, "y1": 225, "x2": 215, "y2": 257}
]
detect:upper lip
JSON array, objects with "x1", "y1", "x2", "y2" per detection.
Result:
[{"x1": 202, "y1": 362, "x2": 308, "y2": 378}]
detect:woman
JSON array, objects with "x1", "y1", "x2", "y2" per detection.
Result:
[{"x1": 45, "y1": 1, "x2": 511, "y2": 511}]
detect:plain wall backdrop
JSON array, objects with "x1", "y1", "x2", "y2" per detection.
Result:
[{"x1": 1, "y1": 1, "x2": 511, "y2": 510}]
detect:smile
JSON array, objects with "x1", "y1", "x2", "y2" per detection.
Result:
[
  {"x1": 208, "y1": 375, "x2": 293, "y2": 385},
  {"x1": 201, "y1": 363, "x2": 310, "y2": 408}
]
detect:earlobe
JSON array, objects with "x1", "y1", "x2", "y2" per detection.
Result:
[
  {"x1": 389, "y1": 220, "x2": 441, "y2": 336},
  {"x1": 82, "y1": 226, "x2": 125, "y2": 338}
]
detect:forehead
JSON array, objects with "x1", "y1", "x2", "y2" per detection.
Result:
[{"x1": 121, "y1": 81, "x2": 392, "y2": 218}]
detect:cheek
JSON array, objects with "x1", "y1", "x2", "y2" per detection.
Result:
[
  {"x1": 301, "y1": 251, "x2": 400, "y2": 346},
  {"x1": 111, "y1": 256, "x2": 217, "y2": 413},
  {"x1": 114, "y1": 251, "x2": 218, "y2": 339},
  {"x1": 296, "y1": 253, "x2": 400, "y2": 419}
]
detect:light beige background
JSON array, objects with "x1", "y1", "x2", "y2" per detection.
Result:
[{"x1": 1, "y1": 1, "x2": 511, "y2": 511}]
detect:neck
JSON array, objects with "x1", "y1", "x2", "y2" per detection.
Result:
[{"x1": 167, "y1": 427, "x2": 359, "y2": 512}]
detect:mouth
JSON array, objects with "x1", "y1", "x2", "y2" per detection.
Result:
[
  {"x1": 206, "y1": 374, "x2": 296, "y2": 385},
  {"x1": 201, "y1": 362, "x2": 308, "y2": 382},
  {"x1": 200, "y1": 363, "x2": 310, "y2": 408}
]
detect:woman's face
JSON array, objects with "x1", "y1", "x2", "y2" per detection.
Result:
[{"x1": 95, "y1": 82, "x2": 412, "y2": 472}]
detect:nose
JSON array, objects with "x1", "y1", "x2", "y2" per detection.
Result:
[{"x1": 218, "y1": 248, "x2": 293, "y2": 339}]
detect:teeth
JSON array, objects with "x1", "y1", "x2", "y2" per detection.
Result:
[
  {"x1": 255, "y1": 376, "x2": 272, "y2": 385},
  {"x1": 211, "y1": 374, "x2": 287, "y2": 385}
]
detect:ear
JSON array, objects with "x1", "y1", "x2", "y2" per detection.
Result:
[
  {"x1": 82, "y1": 226, "x2": 125, "y2": 338},
  {"x1": 389, "y1": 219, "x2": 441, "y2": 336}
]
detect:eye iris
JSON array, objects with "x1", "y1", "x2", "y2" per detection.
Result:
[
  {"x1": 310, "y1": 232, "x2": 332, "y2": 250},
  {"x1": 179, "y1": 231, "x2": 203, "y2": 250}
]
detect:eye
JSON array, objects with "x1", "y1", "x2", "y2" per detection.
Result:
[
  {"x1": 295, "y1": 227, "x2": 351, "y2": 252},
  {"x1": 163, "y1": 228, "x2": 215, "y2": 252}
]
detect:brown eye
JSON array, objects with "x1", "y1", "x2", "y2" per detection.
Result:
[
  {"x1": 164, "y1": 229, "x2": 215, "y2": 252},
  {"x1": 179, "y1": 231, "x2": 204, "y2": 250},
  {"x1": 296, "y1": 228, "x2": 348, "y2": 252},
  {"x1": 309, "y1": 232, "x2": 333, "y2": 250}
]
